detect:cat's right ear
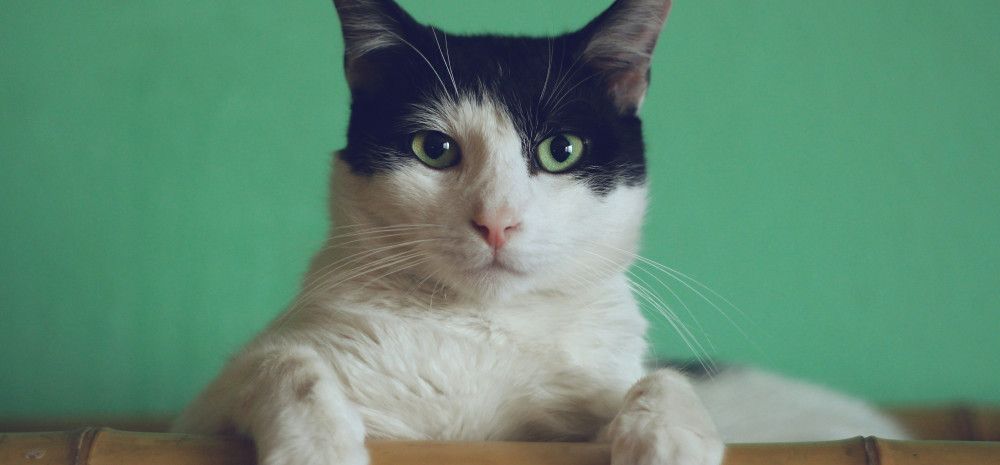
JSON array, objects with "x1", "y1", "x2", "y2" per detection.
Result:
[{"x1": 332, "y1": 0, "x2": 417, "y2": 90}]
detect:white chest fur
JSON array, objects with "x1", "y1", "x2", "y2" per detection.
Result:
[{"x1": 262, "y1": 277, "x2": 648, "y2": 441}]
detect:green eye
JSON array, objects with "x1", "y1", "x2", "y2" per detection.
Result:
[
  {"x1": 537, "y1": 133, "x2": 585, "y2": 173},
  {"x1": 411, "y1": 131, "x2": 460, "y2": 169}
]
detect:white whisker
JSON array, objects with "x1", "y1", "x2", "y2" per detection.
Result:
[
  {"x1": 632, "y1": 261, "x2": 716, "y2": 351},
  {"x1": 431, "y1": 28, "x2": 459, "y2": 97},
  {"x1": 331, "y1": 223, "x2": 444, "y2": 231},
  {"x1": 543, "y1": 47, "x2": 586, "y2": 110},
  {"x1": 579, "y1": 248, "x2": 717, "y2": 375},
  {"x1": 373, "y1": 26, "x2": 452, "y2": 100},
  {"x1": 627, "y1": 278, "x2": 716, "y2": 376},
  {"x1": 295, "y1": 248, "x2": 432, "y2": 309},
  {"x1": 584, "y1": 240, "x2": 761, "y2": 349},
  {"x1": 537, "y1": 38, "x2": 554, "y2": 118},
  {"x1": 284, "y1": 238, "x2": 445, "y2": 322},
  {"x1": 547, "y1": 72, "x2": 599, "y2": 116}
]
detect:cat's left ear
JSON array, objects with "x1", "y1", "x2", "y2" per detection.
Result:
[
  {"x1": 332, "y1": 0, "x2": 419, "y2": 90},
  {"x1": 579, "y1": 0, "x2": 672, "y2": 114}
]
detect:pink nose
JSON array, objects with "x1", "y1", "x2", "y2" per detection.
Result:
[{"x1": 471, "y1": 208, "x2": 521, "y2": 250}]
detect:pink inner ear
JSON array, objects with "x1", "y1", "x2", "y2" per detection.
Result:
[
  {"x1": 608, "y1": 68, "x2": 651, "y2": 114},
  {"x1": 582, "y1": 0, "x2": 672, "y2": 114}
]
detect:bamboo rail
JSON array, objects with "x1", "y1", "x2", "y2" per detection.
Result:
[
  {"x1": 2, "y1": 407, "x2": 998, "y2": 464},
  {"x1": 1, "y1": 428, "x2": 998, "y2": 465}
]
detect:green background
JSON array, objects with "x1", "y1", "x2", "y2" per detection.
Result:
[{"x1": 1, "y1": 0, "x2": 998, "y2": 420}]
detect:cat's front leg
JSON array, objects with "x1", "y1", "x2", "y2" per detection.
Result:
[
  {"x1": 175, "y1": 345, "x2": 369, "y2": 465},
  {"x1": 602, "y1": 369, "x2": 724, "y2": 465}
]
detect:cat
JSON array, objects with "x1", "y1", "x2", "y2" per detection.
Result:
[{"x1": 172, "y1": 1, "x2": 908, "y2": 464}]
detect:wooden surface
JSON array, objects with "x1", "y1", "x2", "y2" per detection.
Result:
[
  {"x1": 1, "y1": 428, "x2": 999, "y2": 465},
  {"x1": 2, "y1": 407, "x2": 999, "y2": 465}
]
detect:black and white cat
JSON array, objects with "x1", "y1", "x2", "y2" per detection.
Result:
[{"x1": 173, "y1": 1, "x2": 907, "y2": 464}]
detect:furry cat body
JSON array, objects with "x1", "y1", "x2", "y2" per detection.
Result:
[{"x1": 173, "y1": 1, "x2": 906, "y2": 464}]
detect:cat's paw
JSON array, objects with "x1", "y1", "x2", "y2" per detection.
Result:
[
  {"x1": 607, "y1": 418, "x2": 724, "y2": 465},
  {"x1": 258, "y1": 439, "x2": 369, "y2": 465},
  {"x1": 605, "y1": 370, "x2": 725, "y2": 465}
]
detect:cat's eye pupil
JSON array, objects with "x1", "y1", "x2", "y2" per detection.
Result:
[
  {"x1": 423, "y1": 132, "x2": 450, "y2": 159},
  {"x1": 536, "y1": 133, "x2": 584, "y2": 173},
  {"x1": 550, "y1": 135, "x2": 574, "y2": 163},
  {"x1": 411, "y1": 131, "x2": 460, "y2": 169}
]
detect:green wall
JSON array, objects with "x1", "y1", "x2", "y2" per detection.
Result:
[{"x1": 1, "y1": 1, "x2": 997, "y2": 419}]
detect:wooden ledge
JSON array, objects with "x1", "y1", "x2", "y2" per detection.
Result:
[{"x1": 1, "y1": 428, "x2": 998, "y2": 465}]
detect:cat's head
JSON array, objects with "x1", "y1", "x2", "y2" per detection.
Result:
[{"x1": 327, "y1": 0, "x2": 671, "y2": 303}]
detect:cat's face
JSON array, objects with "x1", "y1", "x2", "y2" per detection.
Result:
[{"x1": 330, "y1": 0, "x2": 671, "y2": 302}]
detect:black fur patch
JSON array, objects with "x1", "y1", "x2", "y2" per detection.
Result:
[{"x1": 337, "y1": 5, "x2": 649, "y2": 195}]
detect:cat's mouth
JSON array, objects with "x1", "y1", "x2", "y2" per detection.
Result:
[{"x1": 473, "y1": 257, "x2": 527, "y2": 277}]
